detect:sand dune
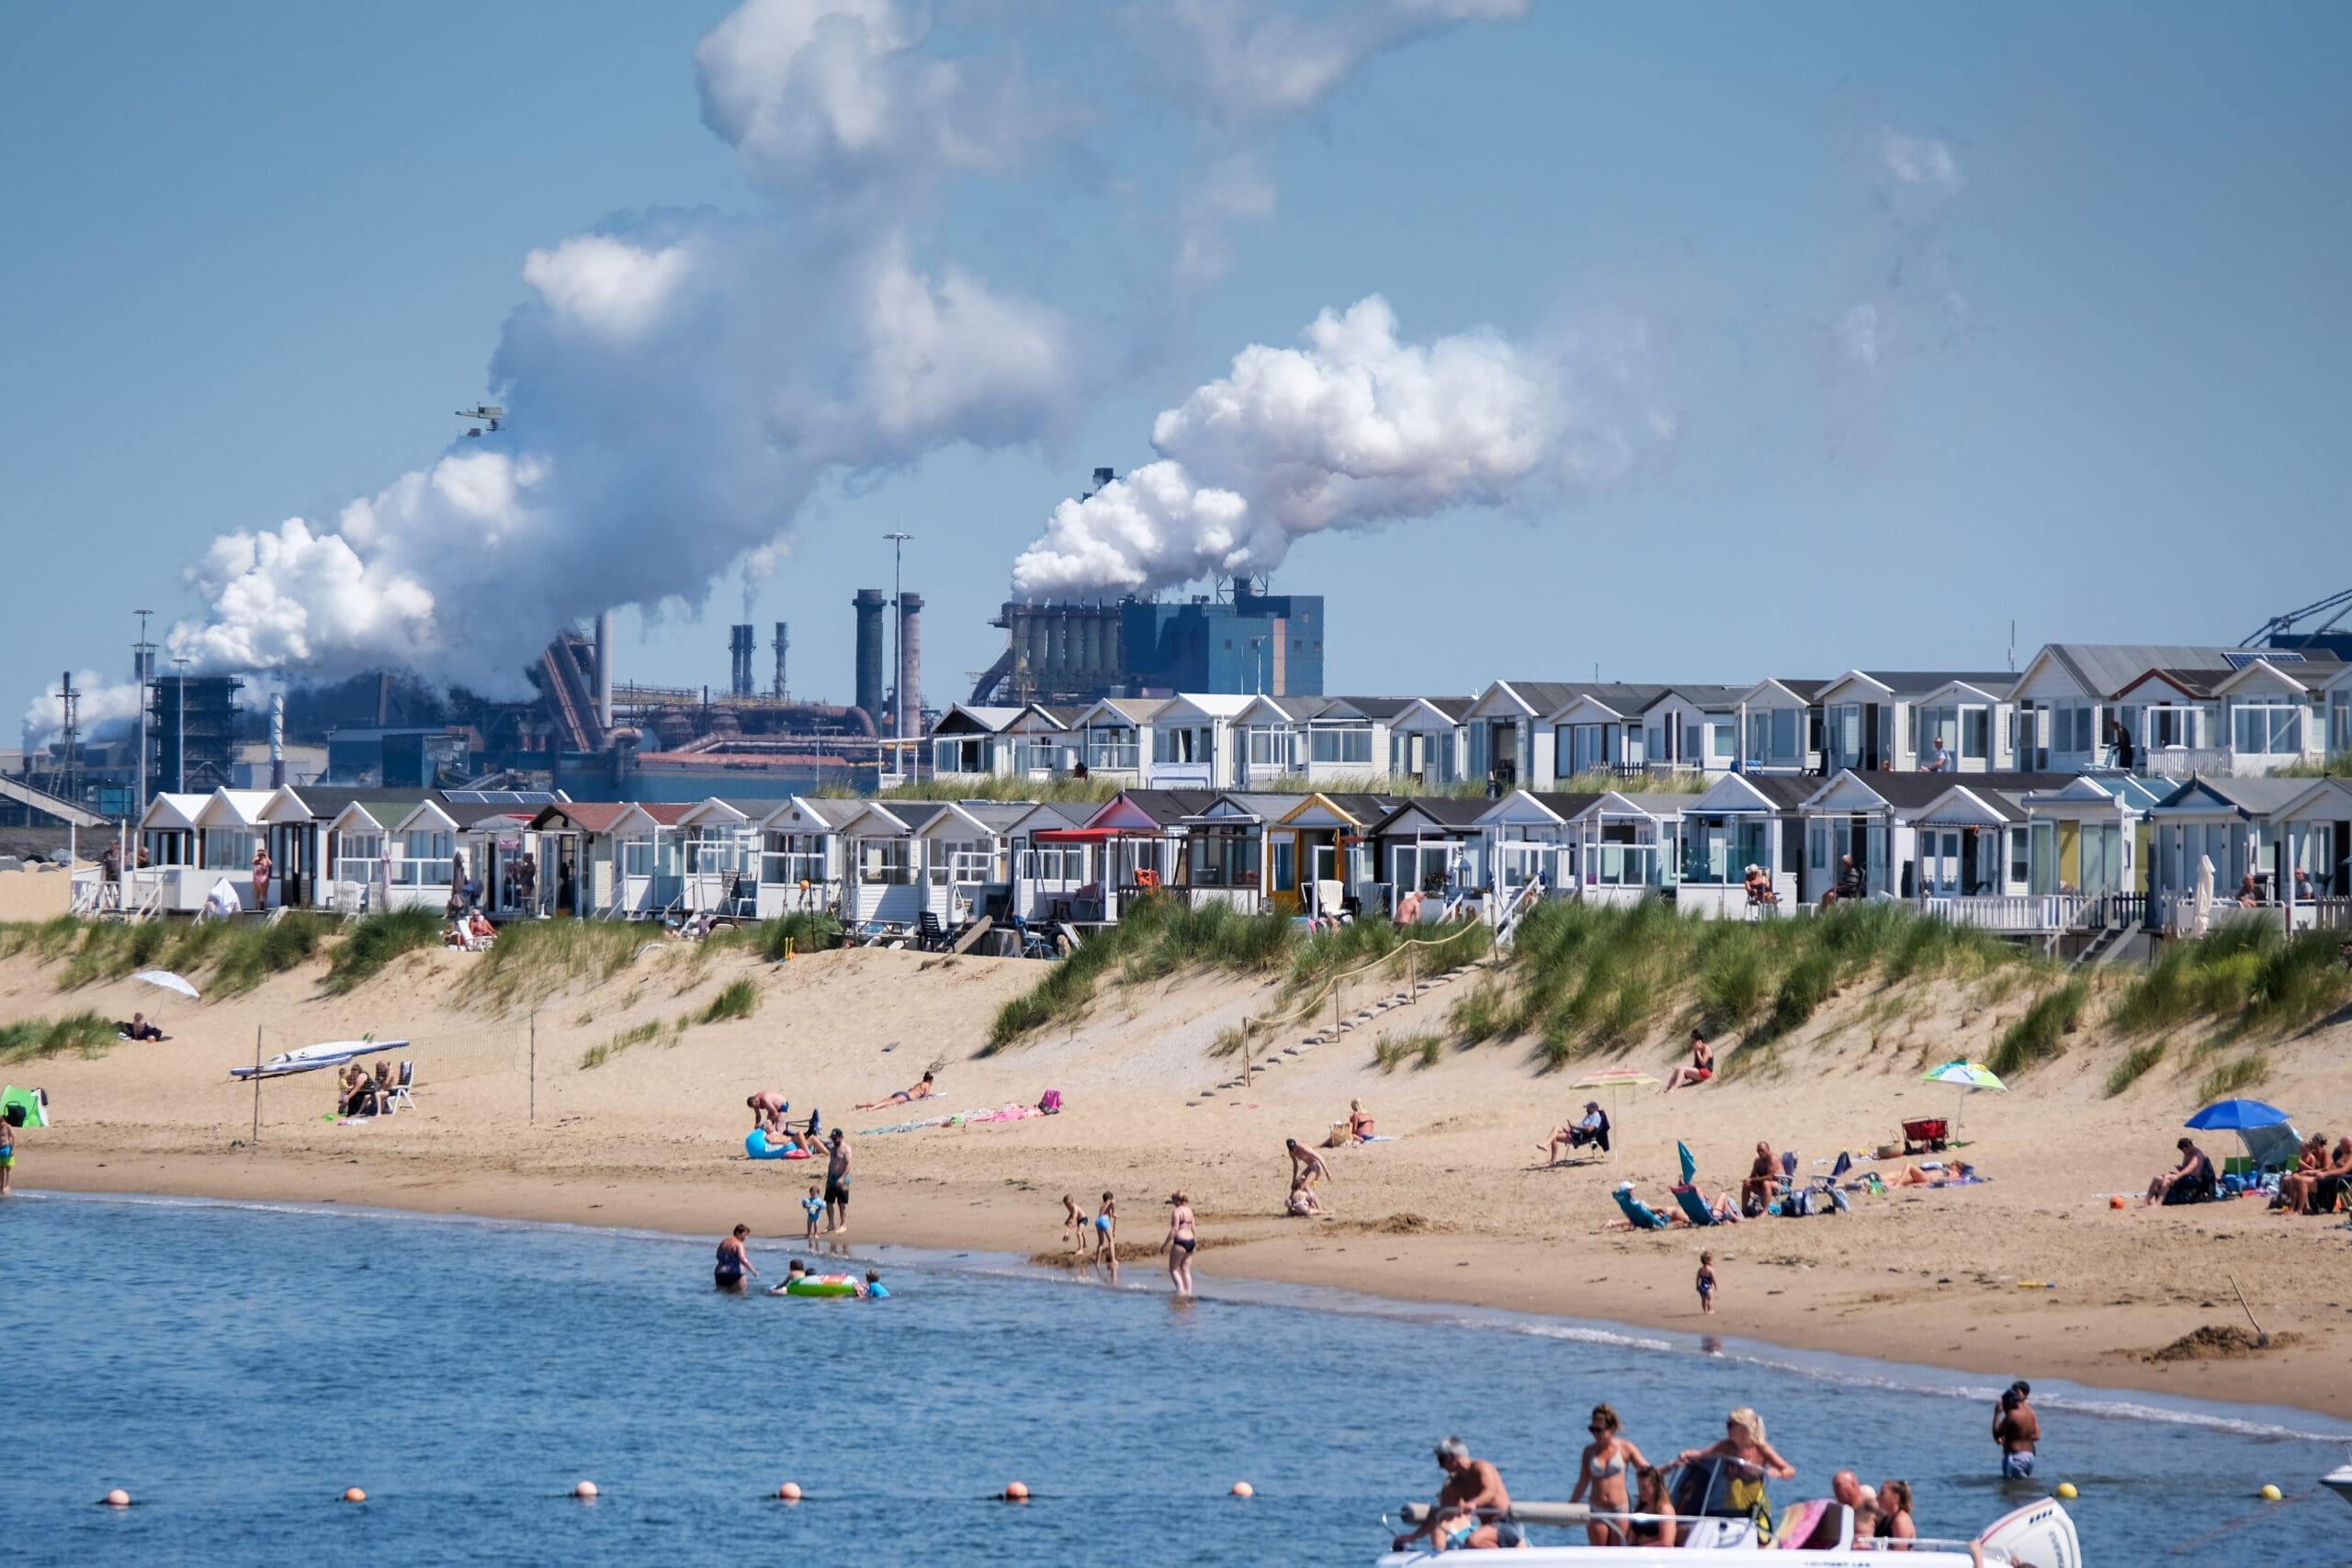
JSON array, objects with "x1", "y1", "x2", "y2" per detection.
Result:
[{"x1": 8, "y1": 931, "x2": 2352, "y2": 1419}]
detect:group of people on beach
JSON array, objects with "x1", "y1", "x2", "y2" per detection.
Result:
[
  {"x1": 1059, "y1": 1188, "x2": 1196, "y2": 1293},
  {"x1": 334, "y1": 1060, "x2": 401, "y2": 1118},
  {"x1": 1398, "y1": 1386, "x2": 2038, "y2": 1553},
  {"x1": 712, "y1": 1226, "x2": 888, "y2": 1297}
]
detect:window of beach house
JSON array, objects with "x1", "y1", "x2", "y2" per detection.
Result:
[
  {"x1": 2332, "y1": 692, "x2": 2350, "y2": 753},
  {"x1": 1186, "y1": 829, "x2": 1258, "y2": 887},
  {"x1": 1309, "y1": 722, "x2": 1373, "y2": 765},
  {"x1": 202, "y1": 828, "x2": 257, "y2": 871},
  {"x1": 763, "y1": 831, "x2": 828, "y2": 885},
  {"x1": 931, "y1": 838, "x2": 995, "y2": 885},
  {"x1": 1808, "y1": 821, "x2": 1827, "y2": 872},
  {"x1": 1829, "y1": 704, "x2": 1862, "y2": 768},
  {"x1": 1022, "y1": 844, "x2": 1086, "y2": 883},
  {"x1": 1958, "y1": 706, "x2": 1988, "y2": 761},
  {"x1": 2008, "y1": 828, "x2": 2030, "y2": 888},
  {"x1": 396, "y1": 829, "x2": 453, "y2": 886},
  {"x1": 2232, "y1": 702, "x2": 2302, "y2": 756},
  {"x1": 858, "y1": 837, "x2": 911, "y2": 884},
  {"x1": 1088, "y1": 726, "x2": 1138, "y2": 771},
  {"x1": 1012, "y1": 737, "x2": 1065, "y2": 774},
  {"x1": 1679, "y1": 817, "x2": 1762, "y2": 884},
  {"x1": 1746, "y1": 712, "x2": 1768, "y2": 764}
]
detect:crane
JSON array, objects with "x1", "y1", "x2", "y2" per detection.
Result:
[
  {"x1": 455, "y1": 404, "x2": 505, "y2": 437},
  {"x1": 2241, "y1": 587, "x2": 2352, "y2": 648}
]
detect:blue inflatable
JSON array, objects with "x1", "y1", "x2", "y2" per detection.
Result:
[{"x1": 747, "y1": 1130, "x2": 811, "y2": 1160}]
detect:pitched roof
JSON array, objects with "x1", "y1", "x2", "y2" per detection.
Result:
[
  {"x1": 2151, "y1": 775, "x2": 2318, "y2": 815},
  {"x1": 1369, "y1": 796, "x2": 1491, "y2": 833},
  {"x1": 2037, "y1": 643, "x2": 2335, "y2": 698},
  {"x1": 532, "y1": 801, "x2": 694, "y2": 832},
  {"x1": 1100, "y1": 789, "x2": 1219, "y2": 825},
  {"x1": 1809, "y1": 771, "x2": 2085, "y2": 810},
  {"x1": 1646, "y1": 683, "x2": 1752, "y2": 709},
  {"x1": 1831, "y1": 670, "x2": 2021, "y2": 699}
]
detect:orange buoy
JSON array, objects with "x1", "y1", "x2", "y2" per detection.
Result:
[
  {"x1": 1231, "y1": 1481, "x2": 1255, "y2": 1498},
  {"x1": 573, "y1": 1481, "x2": 600, "y2": 1500},
  {"x1": 343, "y1": 1487, "x2": 368, "y2": 1504},
  {"x1": 102, "y1": 1489, "x2": 131, "y2": 1508},
  {"x1": 2109, "y1": 1196, "x2": 2125, "y2": 1210},
  {"x1": 777, "y1": 1483, "x2": 803, "y2": 1503},
  {"x1": 1004, "y1": 1481, "x2": 1030, "y2": 1502}
]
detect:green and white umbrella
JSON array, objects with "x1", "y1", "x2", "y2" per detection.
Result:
[
  {"x1": 1569, "y1": 1067, "x2": 1659, "y2": 1154},
  {"x1": 1920, "y1": 1059, "x2": 2006, "y2": 1138}
]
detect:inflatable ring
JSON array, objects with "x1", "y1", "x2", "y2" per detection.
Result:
[
  {"x1": 746, "y1": 1131, "x2": 814, "y2": 1160},
  {"x1": 784, "y1": 1274, "x2": 860, "y2": 1297}
]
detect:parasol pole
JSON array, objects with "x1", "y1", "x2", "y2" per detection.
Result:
[
  {"x1": 529, "y1": 1010, "x2": 537, "y2": 1125},
  {"x1": 251, "y1": 1025, "x2": 263, "y2": 1145}
]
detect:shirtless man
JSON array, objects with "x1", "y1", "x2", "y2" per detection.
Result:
[
  {"x1": 746, "y1": 1090, "x2": 789, "y2": 1132},
  {"x1": 1993, "y1": 1383, "x2": 2040, "y2": 1479},
  {"x1": 1392, "y1": 1437, "x2": 1522, "y2": 1553},
  {"x1": 823, "y1": 1129, "x2": 852, "y2": 1235},
  {"x1": 856, "y1": 1071, "x2": 935, "y2": 1111},
  {"x1": 1286, "y1": 1138, "x2": 1332, "y2": 1198}
]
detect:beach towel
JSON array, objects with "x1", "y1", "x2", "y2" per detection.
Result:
[{"x1": 1612, "y1": 1188, "x2": 1671, "y2": 1231}]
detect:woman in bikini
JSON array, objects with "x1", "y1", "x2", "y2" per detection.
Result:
[
  {"x1": 1663, "y1": 1031, "x2": 1714, "y2": 1094},
  {"x1": 1672, "y1": 1405, "x2": 1796, "y2": 1502},
  {"x1": 1627, "y1": 1465, "x2": 1676, "y2": 1547},
  {"x1": 1348, "y1": 1100, "x2": 1376, "y2": 1142},
  {"x1": 1877, "y1": 1478, "x2": 1917, "y2": 1545},
  {"x1": 1163, "y1": 1190, "x2": 1196, "y2": 1295},
  {"x1": 1568, "y1": 1403, "x2": 1649, "y2": 1545},
  {"x1": 713, "y1": 1224, "x2": 757, "y2": 1292}
]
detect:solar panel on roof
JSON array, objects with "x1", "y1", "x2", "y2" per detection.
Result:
[{"x1": 2224, "y1": 650, "x2": 2305, "y2": 668}]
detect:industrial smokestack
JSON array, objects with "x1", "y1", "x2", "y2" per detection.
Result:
[
  {"x1": 595, "y1": 611, "x2": 615, "y2": 730},
  {"x1": 728, "y1": 624, "x2": 754, "y2": 697},
  {"x1": 269, "y1": 691, "x2": 286, "y2": 788},
  {"x1": 772, "y1": 621, "x2": 789, "y2": 699},
  {"x1": 853, "y1": 589, "x2": 888, "y2": 721},
  {"x1": 896, "y1": 592, "x2": 923, "y2": 740}
]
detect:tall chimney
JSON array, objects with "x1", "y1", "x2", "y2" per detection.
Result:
[
  {"x1": 853, "y1": 589, "x2": 888, "y2": 721},
  {"x1": 269, "y1": 691, "x2": 287, "y2": 788},
  {"x1": 772, "y1": 621, "x2": 789, "y2": 700},
  {"x1": 594, "y1": 611, "x2": 615, "y2": 730},
  {"x1": 729, "y1": 624, "x2": 754, "y2": 697},
  {"x1": 896, "y1": 592, "x2": 923, "y2": 740}
]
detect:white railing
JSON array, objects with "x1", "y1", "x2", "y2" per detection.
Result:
[
  {"x1": 1926, "y1": 894, "x2": 2086, "y2": 933},
  {"x1": 761, "y1": 852, "x2": 828, "y2": 887},
  {"x1": 2136, "y1": 747, "x2": 2234, "y2": 780}
]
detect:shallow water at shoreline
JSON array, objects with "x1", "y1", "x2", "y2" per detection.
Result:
[{"x1": 3, "y1": 1191, "x2": 2347, "y2": 1565}]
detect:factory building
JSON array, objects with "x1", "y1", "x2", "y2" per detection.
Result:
[{"x1": 972, "y1": 581, "x2": 1325, "y2": 706}]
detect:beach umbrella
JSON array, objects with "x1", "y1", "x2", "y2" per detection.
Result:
[
  {"x1": 2185, "y1": 1100, "x2": 2290, "y2": 1132},
  {"x1": 1677, "y1": 1140, "x2": 1699, "y2": 1184},
  {"x1": 1570, "y1": 1067, "x2": 1659, "y2": 1155},
  {"x1": 1919, "y1": 1059, "x2": 2007, "y2": 1139},
  {"x1": 133, "y1": 969, "x2": 199, "y2": 1000},
  {"x1": 2194, "y1": 854, "x2": 2215, "y2": 937}
]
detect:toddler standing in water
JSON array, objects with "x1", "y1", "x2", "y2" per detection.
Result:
[
  {"x1": 802, "y1": 1185, "x2": 825, "y2": 1244},
  {"x1": 1696, "y1": 1252, "x2": 1717, "y2": 1315}
]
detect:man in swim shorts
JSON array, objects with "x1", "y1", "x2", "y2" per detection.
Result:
[
  {"x1": 747, "y1": 1090, "x2": 788, "y2": 1132},
  {"x1": 1391, "y1": 1437, "x2": 1521, "y2": 1553},
  {"x1": 1993, "y1": 1383, "x2": 2038, "y2": 1478},
  {"x1": 824, "y1": 1129, "x2": 852, "y2": 1235}
]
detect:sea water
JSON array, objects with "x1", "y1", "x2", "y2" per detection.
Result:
[{"x1": 2, "y1": 1193, "x2": 2347, "y2": 1566}]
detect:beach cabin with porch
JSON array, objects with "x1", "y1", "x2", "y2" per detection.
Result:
[
  {"x1": 1544, "y1": 685, "x2": 1668, "y2": 782},
  {"x1": 1367, "y1": 796, "x2": 1489, "y2": 917},
  {"x1": 914, "y1": 800, "x2": 1025, "y2": 926},
  {"x1": 1634, "y1": 686, "x2": 1748, "y2": 778},
  {"x1": 1070, "y1": 697, "x2": 1167, "y2": 785},
  {"x1": 1170, "y1": 793, "x2": 1295, "y2": 912},
  {"x1": 2008, "y1": 643, "x2": 2336, "y2": 773},
  {"x1": 1232, "y1": 694, "x2": 1323, "y2": 787},
  {"x1": 1386, "y1": 696, "x2": 1473, "y2": 787},
  {"x1": 1474, "y1": 791, "x2": 1601, "y2": 913},
  {"x1": 2107, "y1": 668, "x2": 2226, "y2": 780},
  {"x1": 2145, "y1": 776, "x2": 2314, "y2": 930},
  {"x1": 1798, "y1": 771, "x2": 2080, "y2": 905},
  {"x1": 1146, "y1": 694, "x2": 1252, "y2": 789},
  {"x1": 838, "y1": 800, "x2": 951, "y2": 928},
  {"x1": 1034, "y1": 789, "x2": 1216, "y2": 924},
  {"x1": 1557, "y1": 792, "x2": 1691, "y2": 906},
  {"x1": 377, "y1": 797, "x2": 464, "y2": 912},
  {"x1": 674, "y1": 798, "x2": 781, "y2": 919},
  {"x1": 929, "y1": 705, "x2": 1026, "y2": 779},
  {"x1": 1673, "y1": 773, "x2": 1809, "y2": 917},
  {"x1": 1815, "y1": 671, "x2": 2019, "y2": 776},
  {"x1": 1465, "y1": 682, "x2": 1587, "y2": 791},
  {"x1": 2210, "y1": 658, "x2": 2337, "y2": 775},
  {"x1": 1006, "y1": 801, "x2": 1096, "y2": 923},
  {"x1": 2278, "y1": 777, "x2": 2352, "y2": 926},
  {"x1": 754, "y1": 797, "x2": 850, "y2": 918},
  {"x1": 1297, "y1": 697, "x2": 1421, "y2": 786},
  {"x1": 1733, "y1": 680, "x2": 1827, "y2": 776},
  {"x1": 315, "y1": 799, "x2": 405, "y2": 914},
  {"x1": 1272, "y1": 793, "x2": 1404, "y2": 916},
  {"x1": 130, "y1": 792, "x2": 231, "y2": 915}
]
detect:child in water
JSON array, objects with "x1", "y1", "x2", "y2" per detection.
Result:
[
  {"x1": 1696, "y1": 1252, "x2": 1717, "y2": 1315},
  {"x1": 802, "y1": 1185, "x2": 825, "y2": 1243},
  {"x1": 1094, "y1": 1191, "x2": 1117, "y2": 1259},
  {"x1": 864, "y1": 1269, "x2": 889, "y2": 1299},
  {"x1": 1061, "y1": 1193, "x2": 1086, "y2": 1253}
]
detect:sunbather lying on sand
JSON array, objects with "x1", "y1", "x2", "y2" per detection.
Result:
[
  {"x1": 856, "y1": 1071, "x2": 935, "y2": 1110},
  {"x1": 1884, "y1": 1160, "x2": 1979, "y2": 1188}
]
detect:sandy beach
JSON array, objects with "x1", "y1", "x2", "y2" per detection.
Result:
[{"x1": 8, "y1": 935, "x2": 2352, "y2": 1420}]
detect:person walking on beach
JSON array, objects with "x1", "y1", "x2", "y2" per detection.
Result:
[
  {"x1": 1163, "y1": 1190, "x2": 1196, "y2": 1295},
  {"x1": 1696, "y1": 1252, "x2": 1717, "y2": 1315},
  {"x1": 1093, "y1": 1191, "x2": 1117, "y2": 1260},
  {"x1": 1994, "y1": 1382, "x2": 2039, "y2": 1479},
  {"x1": 714, "y1": 1224, "x2": 757, "y2": 1291},
  {"x1": 801, "y1": 1184, "x2": 824, "y2": 1243},
  {"x1": 1570, "y1": 1404, "x2": 1648, "y2": 1546},
  {"x1": 823, "y1": 1129, "x2": 852, "y2": 1235}
]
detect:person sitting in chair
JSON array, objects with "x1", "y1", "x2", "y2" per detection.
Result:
[
  {"x1": 1541, "y1": 1102, "x2": 1610, "y2": 1164},
  {"x1": 2145, "y1": 1136, "x2": 2215, "y2": 1206},
  {"x1": 1742, "y1": 864, "x2": 1780, "y2": 907}
]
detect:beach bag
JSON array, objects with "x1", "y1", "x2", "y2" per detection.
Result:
[{"x1": 1038, "y1": 1089, "x2": 1063, "y2": 1114}]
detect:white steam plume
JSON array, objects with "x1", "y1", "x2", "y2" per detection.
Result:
[
  {"x1": 1011, "y1": 296, "x2": 1668, "y2": 597},
  {"x1": 1831, "y1": 125, "x2": 1970, "y2": 380}
]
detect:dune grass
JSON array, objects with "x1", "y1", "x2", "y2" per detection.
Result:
[
  {"x1": 697, "y1": 977, "x2": 760, "y2": 1024},
  {"x1": 1987, "y1": 980, "x2": 2087, "y2": 1077},
  {"x1": 2110, "y1": 924, "x2": 2352, "y2": 1041},
  {"x1": 697, "y1": 911, "x2": 842, "y2": 961},
  {"x1": 461, "y1": 919, "x2": 652, "y2": 1010},
  {"x1": 17, "y1": 911, "x2": 342, "y2": 999},
  {"x1": 0, "y1": 1011, "x2": 119, "y2": 1065},
  {"x1": 323, "y1": 908, "x2": 445, "y2": 994},
  {"x1": 1372, "y1": 1032, "x2": 1448, "y2": 1073},
  {"x1": 580, "y1": 1020, "x2": 665, "y2": 1070},
  {"x1": 2104, "y1": 1039, "x2": 2169, "y2": 1097},
  {"x1": 1457, "y1": 897, "x2": 2034, "y2": 1071},
  {"x1": 0, "y1": 917, "x2": 87, "y2": 964},
  {"x1": 2197, "y1": 1052, "x2": 2272, "y2": 1102}
]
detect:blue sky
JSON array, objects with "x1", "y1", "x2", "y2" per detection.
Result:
[{"x1": 5, "y1": 1, "x2": 2348, "y2": 742}]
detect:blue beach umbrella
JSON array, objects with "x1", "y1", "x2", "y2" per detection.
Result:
[
  {"x1": 1677, "y1": 1140, "x2": 1699, "y2": 1185},
  {"x1": 2185, "y1": 1100, "x2": 2290, "y2": 1132}
]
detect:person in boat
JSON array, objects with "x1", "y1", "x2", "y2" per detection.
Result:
[
  {"x1": 1993, "y1": 1383, "x2": 2039, "y2": 1478},
  {"x1": 1662, "y1": 1031, "x2": 1714, "y2": 1094},
  {"x1": 2143, "y1": 1136, "x2": 2215, "y2": 1205},
  {"x1": 1671, "y1": 1405, "x2": 1795, "y2": 1503},
  {"x1": 1876, "y1": 1478, "x2": 1917, "y2": 1545},
  {"x1": 1569, "y1": 1404, "x2": 1648, "y2": 1546},
  {"x1": 1163, "y1": 1190, "x2": 1197, "y2": 1295},
  {"x1": 1832, "y1": 1471, "x2": 1877, "y2": 1531},
  {"x1": 1348, "y1": 1099, "x2": 1377, "y2": 1142},
  {"x1": 714, "y1": 1224, "x2": 756, "y2": 1291},
  {"x1": 1392, "y1": 1437, "x2": 1521, "y2": 1553},
  {"x1": 855, "y1": 1071, "x2": 935, "y2": 1110},
  {"x1": 1627, "y1": 1464, "x2": 1675, "y2": 1547}
]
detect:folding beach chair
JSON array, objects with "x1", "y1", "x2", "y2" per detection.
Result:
[
  {"x1": 384, "y1": 1061, "x2": 416, "y2": 1114},
  {"x1": 1670, "y1": 1184, "x2": 1729, "y2": 1226},
  {"x1": 1613, "y1": 1187, "x2": 1672, "y2": 1231}
]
